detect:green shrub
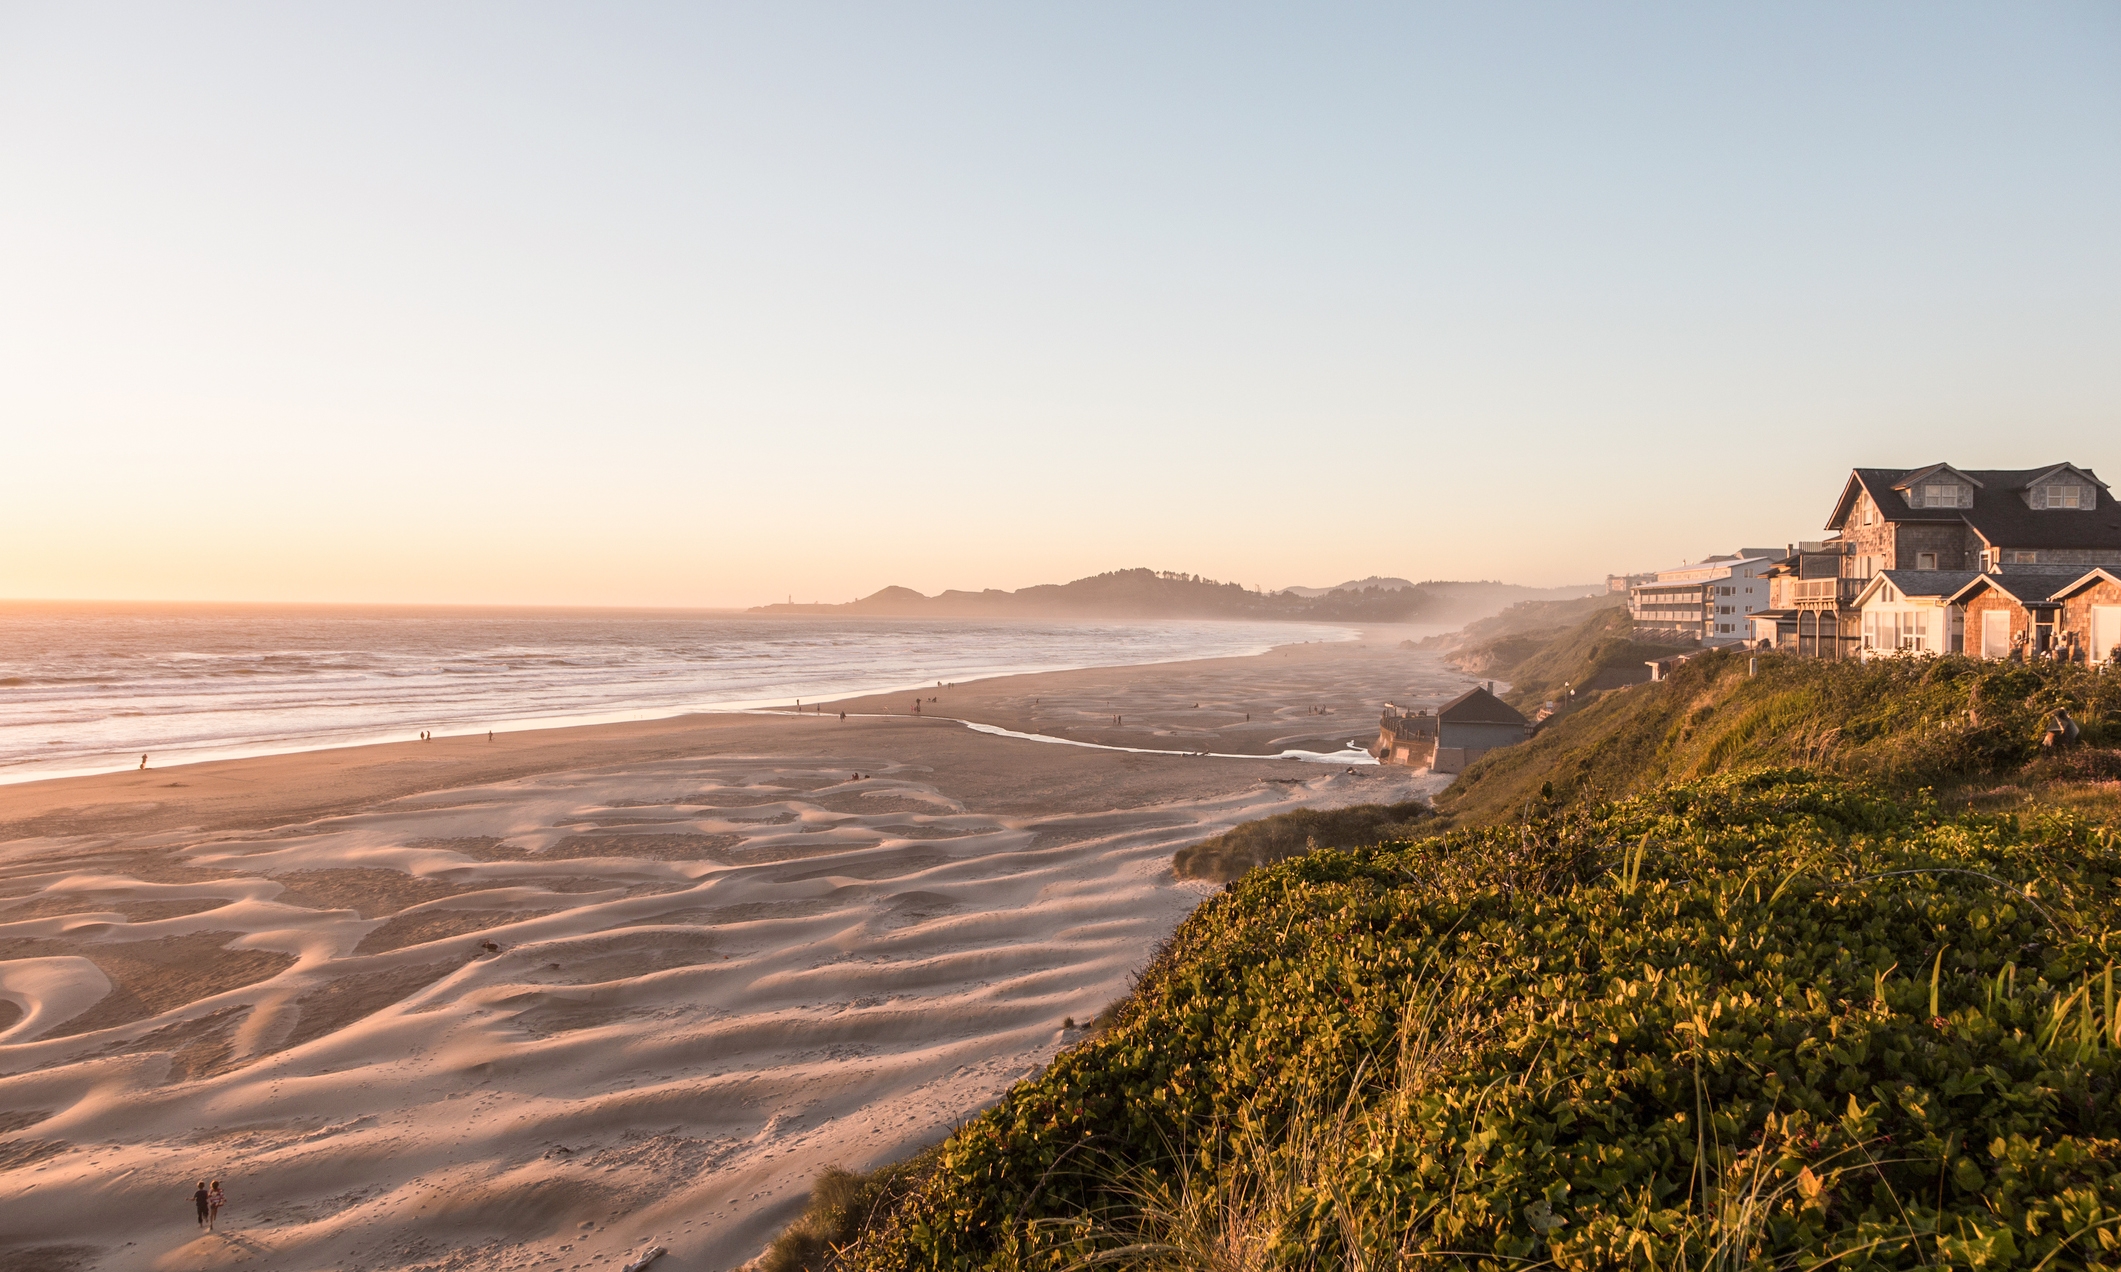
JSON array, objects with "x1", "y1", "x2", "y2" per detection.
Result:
[
  {"x1": 756, "y1": 1149, "x2": 939, "y2": 1272},
  {"x1": 836, "y1": 769, "x2": 2121, "y2": 1271}
]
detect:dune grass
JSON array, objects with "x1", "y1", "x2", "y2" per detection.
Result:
[
  {"x1": 754, "y1": 1148, "x2": 943, "y2": 1272},
  {"x1": 1438, "y1": 650, "x2": 2121, "y2": 827}
]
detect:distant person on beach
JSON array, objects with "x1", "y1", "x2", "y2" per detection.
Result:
[
  {"x1": 193, "y1": 1181, "x2": 210, "y2": 1228},
  {"x1": 207, "y1": 1180, "x2": 226, "y2": 1230},
  {"x1": 140, "y1": 754, "x2": 148, "y2": 770}
]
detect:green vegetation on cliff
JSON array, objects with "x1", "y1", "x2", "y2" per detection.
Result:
[
  {"x1": 1480, "y1": 607, "x2": 1697, "y2": 711},
  {"x1": 1431, "y1": 595, "x2": 1691, "y2": 712},
  {"x1": 836, "y1": 770, "x2": 2121, "y2": 1270},
  {"x1": 775, "y1": 654, "x2": 2121, "y2": 1271},
  {"x1": 1439, "y1": 651, "x2": 2121, "y2": 827}
]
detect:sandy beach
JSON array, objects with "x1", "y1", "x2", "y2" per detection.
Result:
[{"x1": 0, "y1": 631, "x2": 1476, "y2": 1272}]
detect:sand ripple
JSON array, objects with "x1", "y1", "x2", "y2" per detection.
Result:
[{"x1": 0, "y1": 748, "x2": 1441, "y2": 1270}]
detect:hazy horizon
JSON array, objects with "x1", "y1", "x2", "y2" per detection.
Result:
[
  {"x1": 0, "y1": 568, "x2": 1600, "y2": 612},
  {"x1": 5, "y1": 4, "x2": 2116, "y2": 607}
]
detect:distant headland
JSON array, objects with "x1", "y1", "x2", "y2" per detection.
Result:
[{"x1": 749, "y1": 567, "x2": 1598, "y2": 623}]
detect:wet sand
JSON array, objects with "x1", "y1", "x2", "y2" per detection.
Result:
[{"x1": 0, "y1": 628, "x2": 1474, "y2": 1272}]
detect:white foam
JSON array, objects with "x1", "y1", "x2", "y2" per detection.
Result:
[{"x1": 0, "y1": 614, "x2": 1357, "y2": 783}]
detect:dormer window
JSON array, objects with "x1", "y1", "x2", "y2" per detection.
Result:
[
  {"x1": 1917, "y1": 482, "x2": 1969, "y2": 508},
  {"x1": 2032, "y1": 482, "x2": 2090, "y2": 509}
]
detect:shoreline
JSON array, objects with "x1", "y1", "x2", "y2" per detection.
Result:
[
  {"x1": 0, "y1": 628, "x2": 1472, "y2": 1272},
  {"x1": 0, "y1": 620, "x2": 1375, "y2": 788}
]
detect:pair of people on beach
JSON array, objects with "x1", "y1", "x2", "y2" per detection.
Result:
[{"x1": 192, "y1": 1180, "x2": 226, "y2": 1231}]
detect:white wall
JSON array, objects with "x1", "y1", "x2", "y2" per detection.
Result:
[{"x1": 1632, "y1": 555, "x2": 1777, "y2": 644}]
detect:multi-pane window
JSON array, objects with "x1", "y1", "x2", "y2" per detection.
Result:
[
  {"x1": 2003, "y1": 550, "x2": 2039, "y2": 564},
  {"x1": 1921, "y1": 483, "x2": 1967, "y2": 508},
  {"x1": 1865, "y1": 609, "x2": 1932, "y2": 652},
  {"x1": 2037, "y1": 483, "x2": 2086, "y2": 509}
]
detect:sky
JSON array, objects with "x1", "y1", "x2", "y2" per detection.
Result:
[{"x1": 2, "y1": 3, "x2": 2117, "y2": 607}]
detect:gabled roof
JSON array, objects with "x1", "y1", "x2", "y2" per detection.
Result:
[
  {"x1": 1852, "y1": 570, "x2": 1985, "y2": 607},
  {"x1": 1824, "y1": 465, "x2": 2121, "y2": 551},
  {"x1": 2050, "y1": 568, "x2": 2121, "y2": 601},
  {"x1": 1435, "y1": 685, "x2": 1528, "y2": 727},
  {"x1": 1891, "y1": 463, "x2": 1985, "y2": 492},
  {"x1": 1944, "y1": 566, "x2": 2095, "y2": 608},
  {"x1": 2023, "y1": 463, "x2": 2103, "y2": 491}
]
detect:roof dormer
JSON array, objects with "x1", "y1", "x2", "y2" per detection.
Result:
[
  {"x1": 1891, "y1": 464, "x2": 1980, "y2": 510},
  {"x1": 2021, "y1": 464, "x2": 2103, "y2": 511}
]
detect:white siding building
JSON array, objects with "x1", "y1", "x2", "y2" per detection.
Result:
[{"x1": 1629, "y1": 551, "x2": 1783, "y2": 646}]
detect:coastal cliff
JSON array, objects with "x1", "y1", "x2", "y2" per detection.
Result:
[{"x1": 769, "y1": 649, "x2": 2121, "y2": 1271}]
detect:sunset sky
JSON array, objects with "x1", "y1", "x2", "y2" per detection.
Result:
[{"x1": 3, "y1": 4, "x2": 2117, "y2": 607}]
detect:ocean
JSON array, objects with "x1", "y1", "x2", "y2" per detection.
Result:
[{"x1": 0, "y1": 607, "x2": 1355, "y2": 783}]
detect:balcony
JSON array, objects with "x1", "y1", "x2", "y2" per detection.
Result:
[{"x1": 1793, "y1": 577, "x2": 1862, "y2": 609}]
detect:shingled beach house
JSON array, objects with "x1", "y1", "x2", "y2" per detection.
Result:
[
  {"x1": 1379, "y1": 460, "x2": 2121, "y2": 773},
  {"x1": 1672, "y1": 464, "x2": 2121, "y2": 662}
]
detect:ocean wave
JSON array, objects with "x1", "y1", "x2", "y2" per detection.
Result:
[{"x1": 0, "y1": 614, "x2": 1356, "y2": 782}]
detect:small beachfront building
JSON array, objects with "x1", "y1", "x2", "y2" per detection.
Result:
[
  {"x1": 1432, "y1": 685, "x2": 1530, "y2": 775},
  {"x1": 1374, "y1": 705, "x2": 1438, "y2": 768}
]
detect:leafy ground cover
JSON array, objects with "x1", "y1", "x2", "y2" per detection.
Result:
[{"x1": 822, "y1": 769, "x2": 2121, "y2": 1270}]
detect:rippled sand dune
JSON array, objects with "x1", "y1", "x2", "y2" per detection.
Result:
[{"x1": 0, "y1": 634, "x2": 1468, "y2": 1271}]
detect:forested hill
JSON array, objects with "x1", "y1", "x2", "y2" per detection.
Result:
[{"x1": 750, "y1": 568, "x2": 1596, "y2": 623}]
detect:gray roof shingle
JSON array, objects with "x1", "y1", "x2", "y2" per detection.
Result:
[{"x1": 1835, "y1": 466, "x2": 2121, "y2": 551}]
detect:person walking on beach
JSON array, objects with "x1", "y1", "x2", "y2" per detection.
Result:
[
  {"x1": 207, "y1": 1180, "x2": 226, "y2": 1231},
  {"x1": 140, "y1": 754, "x2": 148, "y2": 770},
  {"x1": 192, "y1": 1181, "x2": 210, "y2": 1229}
]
